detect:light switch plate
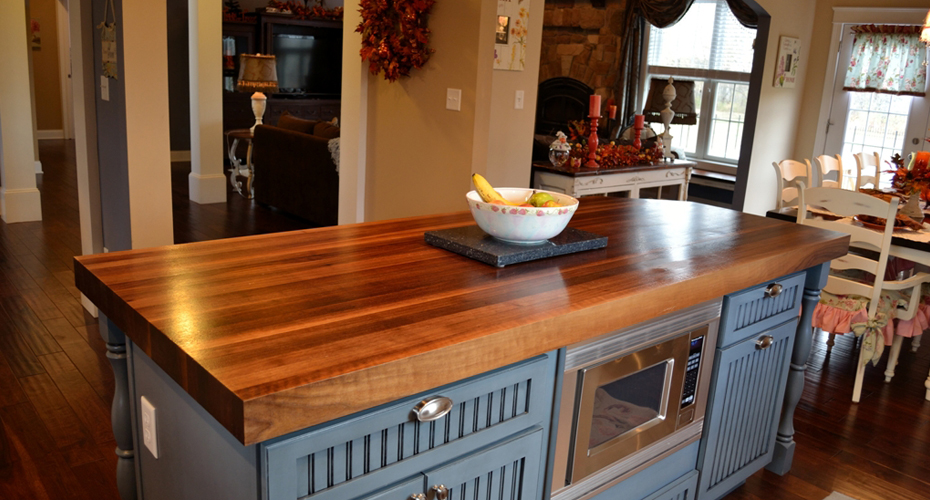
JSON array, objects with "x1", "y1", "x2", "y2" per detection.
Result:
[
  {"x1": 515, "y1": 90, "x2": 524, "y2": 110},
  {"x1": 101, "y1": 76, "x2": 110, "y2": 102},
  {"x1": 141, "y1": 396, "x2": 158, "y2": 458},
  {"x1": 446, "y1": 88, "x2": 462, "y2": 111}
]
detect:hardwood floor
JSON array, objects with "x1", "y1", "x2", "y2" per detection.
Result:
[{"x1": 2, "y1": 140, "x2": 930, "y2": 499}]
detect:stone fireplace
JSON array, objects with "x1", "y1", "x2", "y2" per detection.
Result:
[{"x1": 539, "y1": 0, "x2": 630, "y2": 106}]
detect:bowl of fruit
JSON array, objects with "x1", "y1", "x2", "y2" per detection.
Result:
[{"x1": 467, "y1": 174, "x2": 579, "y2": 244}]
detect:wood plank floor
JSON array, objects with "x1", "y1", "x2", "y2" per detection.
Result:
[{"x1": 2, "y1": 140, "x2": 930, "y2": 499}]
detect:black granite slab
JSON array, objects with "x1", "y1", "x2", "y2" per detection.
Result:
[{"x1": 424, "y1": 226, "x2": 608, "y2": 267}]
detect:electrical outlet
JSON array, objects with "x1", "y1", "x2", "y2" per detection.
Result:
[
  {"x1": 514, "y1": 90, "x2": 524, "y2": 110},
  {"x1": 141, "y1": 396, "x2": 158, "y2": 458},
  {"x1": 446, "y1": 88, "x2": 462, "y2": 111}
]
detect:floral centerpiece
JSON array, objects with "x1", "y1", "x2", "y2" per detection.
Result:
[
  {"x1": 887, "y1": 152, "x2": 930, "y2": 198},
  {"x1": 563, "y1": 120, "x2": 665, "y2": 169}
]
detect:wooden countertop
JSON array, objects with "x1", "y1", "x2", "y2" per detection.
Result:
[{"x1": 74, "y1": 198, "x2": 848, "y2": 445}]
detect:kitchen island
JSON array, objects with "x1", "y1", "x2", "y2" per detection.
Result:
[{"x1": 74, "y1": 197, "x2": 848, "y2": 500}]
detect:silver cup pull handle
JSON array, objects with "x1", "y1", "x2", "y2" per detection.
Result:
[
  {"x1": 412, "y1": 396, "x2": 453, "y2": 422},
  {"x1": 429, "y1": 485, "x2": 449, "y2": 500},
  {"x1": 765, "y1": 283, "x2": 783, "y2": 298},
  {"x1": 408, "y1": 495, "x2": 426, "y2": 500},
  {"x1": 756, "y1": 335, "x2": 774, "y2": 350}
]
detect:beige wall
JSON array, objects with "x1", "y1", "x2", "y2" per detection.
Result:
[
  {"x1": 365, "y1": 0, "x2": 483, "y2": 221},
  {"x1": 741, "y1": 0, "x2": 817, "y2": 215},
  {"x1": 793, "y1": 0, "x2": 930, "y2": 161},
  {"x1": 364, "y1": 0, "x2": 547, "y2": 221},
  {"x1": 30, "y1": 0, "x2": 63, "y2": 131},
  {"x1": 483, "y1": 0, "x2": 546, "y2": 190}
]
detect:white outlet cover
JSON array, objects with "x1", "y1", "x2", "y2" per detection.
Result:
[{"x1": 141, "y1": 396, "x2": 158, "y2": 458}]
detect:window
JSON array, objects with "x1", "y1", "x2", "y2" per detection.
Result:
[{"x1": 646, "y1": 0, "x2": 756, "y2": 167}]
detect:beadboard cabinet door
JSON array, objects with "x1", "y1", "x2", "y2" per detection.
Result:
[{"x1": 696, "y1": 320, "x2": 796, "y2": 500}]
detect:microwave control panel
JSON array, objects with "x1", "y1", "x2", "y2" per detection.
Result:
[{"x1": 680, "y1": 334, "x2": 705, "y2": 407}]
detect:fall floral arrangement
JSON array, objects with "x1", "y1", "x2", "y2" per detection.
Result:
[
  {"x1": 564, "y1": 120, "x2": 665, "y2": 169},
  {"x1": 357, "y1": 0, "x2": 436, "y2": 82},
  {"x1": 887, "y1": 152, "x2": 930, "y2": 197},
  {"x1": 266, "y1": 0, "x2": 344, "y2": 20}
]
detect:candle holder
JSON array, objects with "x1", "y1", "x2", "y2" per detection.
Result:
[
  {"x1": 633, "y1": 123, "x2": 643, "y2": 150},
  {"x1": 585, "y1": 113, "x2": 600, "y2": 169}
]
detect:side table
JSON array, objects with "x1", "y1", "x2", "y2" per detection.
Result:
[{"x1": 225, "y1": 128, "x2": 255, "y2": 199}]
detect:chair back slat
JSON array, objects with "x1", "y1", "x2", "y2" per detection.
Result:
[
  {"x1": 816, "y1": 155, "x2": 843, "y2": 189},
  {"x1": 854, "y1": 151, "x2": 882, "y2": 190}
]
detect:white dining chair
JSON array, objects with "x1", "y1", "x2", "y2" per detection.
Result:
[
  {"x1": 854, "y1": 151, "x2": 882, "y2": 190},
  {"x1": 814, "y1": 155, "x2": 844, "y2": 189},
  {"x1": 798, "y1": 184, "x2": 930, "y2": 402},
  {"x1": 772, "y1": 159, "x2": 813, "y2": 209}
]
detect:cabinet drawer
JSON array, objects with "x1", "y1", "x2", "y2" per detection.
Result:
[
  {"x1": 718, "y1": 272, "x2": 804, "y2": 348},
  {"x1": 262, "y1": 354, "x2": 553, "y2": 500}
]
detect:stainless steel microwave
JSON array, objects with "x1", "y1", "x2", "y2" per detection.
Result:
[{"x1": 552, "y1": 300, "x2": 720, "y2": 500}]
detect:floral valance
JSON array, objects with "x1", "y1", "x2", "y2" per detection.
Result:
[{"x1": 843, "y1": 24, "x2": 928, "y2": 96}]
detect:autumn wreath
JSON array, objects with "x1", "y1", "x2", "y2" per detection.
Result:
[{"x1": 356, "y1": 0, "x2": 436, "y2": 82}]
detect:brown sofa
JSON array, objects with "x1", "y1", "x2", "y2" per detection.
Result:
[{"x1": 252, "y1": 114, "x2": 340, "y2": 227}]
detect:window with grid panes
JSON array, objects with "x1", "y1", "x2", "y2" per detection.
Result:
[{"x1": 646, "y1": 0, "x2": 755, "y2": 169}]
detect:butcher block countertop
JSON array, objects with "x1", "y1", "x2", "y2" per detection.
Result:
[{"x1": 73, "y1": 198, "x2": 848, "y2": 446}]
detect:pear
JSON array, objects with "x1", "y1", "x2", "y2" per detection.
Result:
[{"x1": 528, "y1": 192, "x2": 555, "y2": 207}]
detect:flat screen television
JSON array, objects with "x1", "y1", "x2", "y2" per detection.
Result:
[{"x1": 273, "y1": 31, "x2": 342, "y2": 97}]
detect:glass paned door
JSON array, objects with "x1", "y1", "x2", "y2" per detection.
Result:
[{"x1": 824, "y1": 24, "x2": 930, "y2": 188}]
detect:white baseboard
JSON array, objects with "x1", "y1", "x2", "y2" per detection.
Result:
[
  {"x1": 171, "y1": 150, "x2": 192, "y2": 162},
  {"x1": 0, "y1": 187, "x2": 43, "y2": 223},
  {"x1": 188, "y1": 173, "x2": 228, "y2": 204},
  {"x1": 35, "y1": 160, "x2": 43, "y2": 174},
  {"x1": 36, "y1": 129, "x2": 65, "y2": 140}
]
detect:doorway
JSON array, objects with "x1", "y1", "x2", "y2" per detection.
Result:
[
  {"x1": 814, "y1": 8, "x2": 930, "y2": 180},
  {"x1": 821, "y1": 24, "x2": 930, "y2": 186}
]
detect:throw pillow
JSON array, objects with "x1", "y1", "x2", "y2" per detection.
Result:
[
  {"x1": 313, "y1": 121, "x2": 340, "y2": 139},
  {"x1": 277, "y1": 112, "x2": 316, "y2": 135}
]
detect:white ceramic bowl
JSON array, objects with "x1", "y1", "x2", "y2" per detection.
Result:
[{"x1": 466, "y1": 188, "x2": 580, "y2": 244}]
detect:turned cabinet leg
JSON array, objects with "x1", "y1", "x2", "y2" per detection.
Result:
[
  {"x1": 102, "y1": 318, "x2": 137, "y2": 500},
  {"x1": 767, "y1": 263, "x2": 828, "y2": 475}
]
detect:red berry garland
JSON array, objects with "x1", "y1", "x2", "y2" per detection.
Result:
[{"x1": 356, "y1": 0, "x2": 436, "y2": 82}]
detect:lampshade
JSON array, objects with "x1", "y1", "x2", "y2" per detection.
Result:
[
  {"x1": 642, "y1": 78, "x2": 697, "y2": 125},
  {"x1": 921, "y1": 10, "x2": 930, "y2": 45},
  {"x1": 236, "y1": 54, "x2": 278, "y2": 94}
]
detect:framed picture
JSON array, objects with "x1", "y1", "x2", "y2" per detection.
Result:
[
  {"x1": 774, "y1": 36, "x2": 800, "y2": 88},
  {"x1": 496, "y1": 16, "x2": 510, "y2": 45},
  {"x1": 494, "y1": 0, "x2": 528, "y2": 71}
]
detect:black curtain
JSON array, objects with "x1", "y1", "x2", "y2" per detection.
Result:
[{"x1": 613, "y1": 0, "x2": 758, "y2": 129}]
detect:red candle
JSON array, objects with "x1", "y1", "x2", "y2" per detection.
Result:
[
  {"x1": 589, "y1": 95, "x2": 601, "y2": 116},
  {"x1": 634, "y1": 114, "x2": 645, "y2": 128},
  {"x1": 608, "y1": 105, "x2": 617, "y2": 119}
]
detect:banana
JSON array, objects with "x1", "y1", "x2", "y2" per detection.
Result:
[{"x1": 472, "y1": 174, "x2": 518, "y2": 205}]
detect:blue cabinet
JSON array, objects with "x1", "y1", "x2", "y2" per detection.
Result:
[{"x1": 696, "y1": 273, "x2": 803, "y2": 500}]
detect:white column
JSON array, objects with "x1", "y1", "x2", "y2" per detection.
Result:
[
  {"x1": 0, "y1": 0, "x2": 43, "y2": 223},
  {"x1": 124, "y1": 0, "x2": 174, "y2": 248},
  {"x1": 188, "y1": 0, "x2": 227, "y2": 204},
  {"x1": 338, "y1": 2, "x2": 367, "y2": 224},
  {"x1": 71, "y1": 0, "x2": 102, "y2": 316}
]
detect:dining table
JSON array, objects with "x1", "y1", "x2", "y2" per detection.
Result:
[{"x1": 767, "y1": 206, "x2": 930, "y2": 268}]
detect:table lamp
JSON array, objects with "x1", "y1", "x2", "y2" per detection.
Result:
[
  {"x1": 643, "y1": 78, "x2": 696, "y2": 159},
  {"x1": 236, "y1": 54, "x2": 278, "y2": 132}
]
